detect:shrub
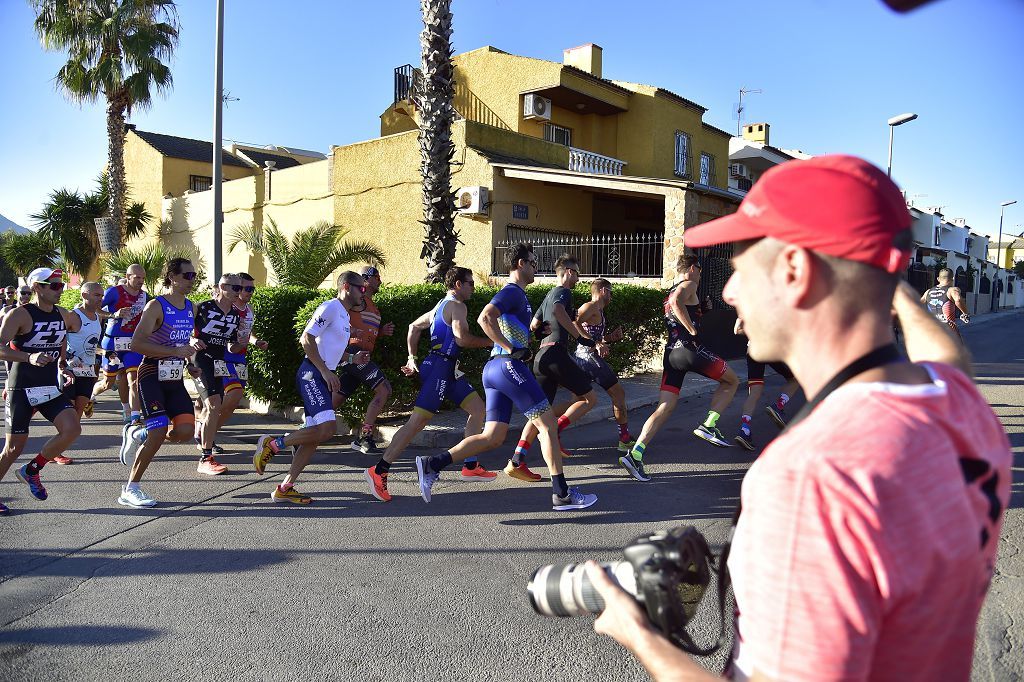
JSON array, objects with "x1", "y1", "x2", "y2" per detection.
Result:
[{"x1": 245, "y1": 286, "x2": 323, "y2": 406}]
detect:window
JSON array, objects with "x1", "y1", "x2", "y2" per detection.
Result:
[
  {"x1": 674, "y1": 131, "x2": 691, "y2": 178},
  {"x1": 737, "y1": 177, "x2": 752, "y2": 192},
  {"x1": 543, "y1": 123, "x2": 572, "y2": 147},
  {"x1": 699, "y1": 152, "x2": 716, "y2": 186},
  {"x1": 189, "y1": 175, "x2": 213, "y2": 193}
]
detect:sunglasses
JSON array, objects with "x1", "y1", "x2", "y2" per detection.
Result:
[
  {"x1": 19, "y1": 291, "x2": 32, "y2": 296},
  {"x1": 178, "y1": 271, "x2": 197, "y2": 281},
  {"x1": 346, "y1": 282, "x2": 367, "y2": 293},
  {"x1": 39, "y1": 282, "x2": 65, "y2": 291},
  {"x1": 220, "y1": 283, "x2": 243, "y2": 292},
  {"x1": 242, "y1": 285, "x2": 256, "y2": 293}
]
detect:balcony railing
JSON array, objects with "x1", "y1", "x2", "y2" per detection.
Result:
[
  {"x1": 394, "y1": 64, "x2": 418, "y2": 103},
  {"x1": 568, "y1": 147, "x2": 626, "y2": 176},
  {"x1": 493, "y1": 226, "x2": 662, "y2": 278}
]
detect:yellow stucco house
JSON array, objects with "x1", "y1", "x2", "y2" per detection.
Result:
[{"x1": 139, "y1": 43, "x2": 740, "y2": 290}]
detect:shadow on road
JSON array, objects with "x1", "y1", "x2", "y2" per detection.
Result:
[{"x1": 0, "y1": 625, "x2": 161, "y2": 646}]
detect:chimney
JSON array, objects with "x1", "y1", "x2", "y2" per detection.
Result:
[
  {"x1": 563, "y1": 43, "x2": 603, "y2": 78},
  {"x1": 742, "y1": 122, "x2": 770, "y2": 146}
]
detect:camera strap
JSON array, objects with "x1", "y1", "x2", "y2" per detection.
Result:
[{"x1": 706, "y1": 344, "x2": 904, "y2": 658}]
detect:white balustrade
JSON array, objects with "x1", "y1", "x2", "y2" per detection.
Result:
[{"x1": 568, "y1": 147, "x2": 626, "y2": 176}]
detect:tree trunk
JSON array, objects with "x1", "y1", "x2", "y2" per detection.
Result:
[
  {"x1": 416, "y1": 0, "x2": 458, "y2": 283},
  {"x1": 106, "y1": 93, "x2": 129, "y2": 249}
]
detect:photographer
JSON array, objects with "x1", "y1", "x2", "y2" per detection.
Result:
[{"x1": 585, "y1": 155, "x2": 1011, "y2": 681}]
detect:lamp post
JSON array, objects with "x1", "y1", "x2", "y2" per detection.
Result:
[
  {"x1": 997, "y1": 200, "x2": 1017, "y2": 269},
  {"x1": 886, "y1": 112, "x2": 918, "y2": 177},
  {"x1": 212, "y1": 0, "x2": 225, "y2": 284}
]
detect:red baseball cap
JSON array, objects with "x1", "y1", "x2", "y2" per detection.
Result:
[{"x1": 684, "y1": 155, "x2": 912, "y2": 273}]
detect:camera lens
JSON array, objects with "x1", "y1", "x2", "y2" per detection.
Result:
[{"x1": 528, "y1": 562, "x2": 638, "y2": 617}]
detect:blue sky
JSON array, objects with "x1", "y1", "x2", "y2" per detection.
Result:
[{"x1": 2, "y1": 0, "x2": 1023, "y2": 242}]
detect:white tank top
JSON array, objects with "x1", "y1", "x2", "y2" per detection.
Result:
[{"x1": 67, "y1": 307, "x2": 102, "y2": 365}]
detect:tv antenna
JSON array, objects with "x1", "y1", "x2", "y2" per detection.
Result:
[
  {"x1": 221, "y1": 89, "x2": 240, "y2": 107},
  {"x1": 734, "y1": 87, "x2": 762, "y2": 136}
]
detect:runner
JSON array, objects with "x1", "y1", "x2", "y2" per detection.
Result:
[
  {"x1": 93, "y1": 265, "x2": 148, "y2": 437},
  {"x1": 190, "y1": 273, "x2": 245, "y2": 476},
  {"x1": 364, "y1": 266, "x2": 494, "y2": 502},
  {"x1": 414, "y1": 243, "x2": 598, "y2": 511},
  {"x1": 251, "y1": 272, "x2": 370, "y2": 505},
  {"x1": 621, "y1": 254, "x2": 740, "y2": 482},
  {"x1": 507, "y1": 255, "x2": 598, "y2": 481},
  {"x1": 0, "y1": 286, "x2": 17, "y2": 315},
  {"x1": 922, "y1": 268, "x2": 970, "y2": 342},
  {"x1": 345, "y1": 266, "x2": 395, "y2": 455},
  {"x1": 732, "y1": 317, "x2": 800, "y2": 451},
  {"x1": 57, "y1": 282, "x2": 105, "y2": 451},
  {"x1": 573, "y1": 278, "x2": 633, "y2": 454},
  {"x1": 0, "y1": 268, "x2": 82, "y2": 514},
  {"x1": 116, "y1": 258, "x2": 198, "y2": 508}
]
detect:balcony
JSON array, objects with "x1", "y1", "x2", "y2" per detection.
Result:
[
  {"x1": 394, "y1": 64, "x2": 419, "y2": 103},
  {"x1": 568, "y1": 147, "x2": 626, "y2": 176}
]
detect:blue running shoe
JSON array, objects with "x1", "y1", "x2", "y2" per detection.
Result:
[{"x1": 16, "y1": 464, "x2": 47, "y2": 501}]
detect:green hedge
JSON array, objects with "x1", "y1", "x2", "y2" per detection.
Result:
[{"x1": 245, "y1": 286, "x2": 323, "y2": 406}]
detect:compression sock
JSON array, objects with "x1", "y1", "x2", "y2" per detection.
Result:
[
  {"x1": 703, "y1": 411, "x2": 721, "y2": 429},
  {"x1": 278, "y1": 481, "x2": 293, "y2": 492},
  {"x1": 512, "y1": 440, "x2": 531, "y2": 466},
  {"x1": 463, "y1": 457, "x2": 478, "y2": 470},
  {"x1": 556, "y1": 415, "x2": 571, "y2": 433},
  {"x1": 552, "y1": 473, "x2": 569, "y2": 498},
  {"x1": 201, "y1": 448, "x2": 213, "y2": 459},
  {"x1": 739, "y1": 415, "x2": 752, "y2": 437},
  {"x1": 374, "y1": 459, "x2": 391, "y2": 475},
  {"x1": 629, "y1": 442, "x2": 646, "y2": 461},
  {"x1": 428, "y1": 452, "x2": 453, "y2": 473},
  {"x1": 617, "y1": 422, "x2": 631, "y2": 442},
  {"x1": 25, "y1": 454, "x2": 48, "y2": 474}
]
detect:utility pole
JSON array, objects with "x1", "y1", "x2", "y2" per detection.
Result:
[{"x1": 212, "y1": 0, "x2": 224, "y2": 284}]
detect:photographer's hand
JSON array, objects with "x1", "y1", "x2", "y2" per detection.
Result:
[{"x1": 585, "y1": 562, "x2": 717, "y2": 682}]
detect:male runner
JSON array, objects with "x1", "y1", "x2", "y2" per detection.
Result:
[
  {"x1": 573, "y1": 278, "x2": 633, "y2": 453},
  {"x1": 621, "y1": 254, "x2": 740, "y2": 482},
  {"x1": 57, "y1": 282, "x2": 105, "y2": 454},
  {"x1": 117, "y1": 258, "x2": 199, "y2": 508},
  {"x1": 345, "y1": 266, "x2": 395, "y2": 454},
  {"x1": 732, "y1": 317, "x2": 800, "y2": 451},
  {"x1": 414, "y1": 243, "x2": 598, "y2": 511},
  {"x1": 507, "y1": 255, "x2": 598, "y2": 481},
  {"x1": 251, "y1": 272, "x2": 370, "y2": 505},
  {"x1": 0, "y1": 286, "x2": 17, "y2": 315},
  {"x1": 190, "y1": 273, "x2": 244, "y2": 475},
  {"x1": 922, "y1": 267, "x2": 970, "y2": 342},
  {"x1": 364, "y1": 266, "x2": 494, "y2": 501},
  {"x1": 95, "y1": 265, "x2": 147, "y2": 434},
  {"x1": 0, "y1": 268, "x2": 82, "y2": 514}
]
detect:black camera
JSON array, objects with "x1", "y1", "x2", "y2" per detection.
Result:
[{"x1": 528, "y1": 525, "x2": 722, "y2": 653}]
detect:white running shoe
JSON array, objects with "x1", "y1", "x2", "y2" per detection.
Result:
[
  {"x1": 118, "y1": 484, "x2": 156, "y2": 508},
  {"x1": 552, "y1": 487, "x2": 598, "y2": 511},
  {"x1": 119, "y1": 424, "x2": 147, "y2": 468},
  {"x1": 415, "y1": 456, "x2": 439, "y2": 503}
]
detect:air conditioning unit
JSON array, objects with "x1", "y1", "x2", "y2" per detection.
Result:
[
  {"x1": 456, "y1": 186, "x2": 489, "y2": 215},
  {"x1": 729, "y1": 163, "x2": 748, "y2": 179},
  {"x1": 523, "y1": 94, "x2": 551, "y2": 121}
]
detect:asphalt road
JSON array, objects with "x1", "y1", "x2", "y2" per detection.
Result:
[{"x1": 0, "y1": 312, "x2": 1021, "y2": 681}]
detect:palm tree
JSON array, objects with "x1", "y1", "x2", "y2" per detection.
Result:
[
  {"x1": 227, "y1": 217, "x2": 386, "y2": 289},
  {"x1": 415, "y1": 0, "x2": 459, "y2": 283},
  {"x1": 32, "y1": 0, "x2": 179, "y2": 247},
  {"x1": 31, "y1": 174, "x2": 152, "y2": 276},
  {"x1": 0, "y1": 231, "x2": 58, "y2": 279},
  {"x1": 98, "y1": 242, "x2": 203, "y2": 294}
]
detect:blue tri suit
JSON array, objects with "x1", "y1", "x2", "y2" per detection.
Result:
[
  {"x1": 413, "y1": 294, "x2": 477, "y2": 415},
  {"x1": 481, "y1": 284, "x2": 550, "y2": 424}
]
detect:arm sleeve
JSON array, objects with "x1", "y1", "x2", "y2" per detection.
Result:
[{"x1": 302, "y1": 300, "x2": 337, "y2": 339}]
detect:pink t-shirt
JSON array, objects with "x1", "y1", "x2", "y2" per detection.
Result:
[{"x1": 729, "y1": 362, "x2": 1010, "y2": 681}]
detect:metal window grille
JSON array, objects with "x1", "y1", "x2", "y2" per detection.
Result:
[
  {"x1": 394, "y1": 64, "x2": 416, "y2": 103},
  {"x1": 189, "y1": 175, "x2": 213, "y2": 193},
  {"x1": 737, "y1": 177, "x2": 752, "y2": 192},
  {"x1": 699, "y1": 153, "x2": 712, "y2": 185},
  {"x1": 694, "y1": 242, "x2": 735, "y2": 310},
  {"x1": 493, "y1": 225, "x2": 663, "y2": 278},
  {"x1": 674, "y1": 132, "x2": 691, "y2": 178},
  {"x1": 543, "y1": 124, "x2": 572, "y2": 147}
]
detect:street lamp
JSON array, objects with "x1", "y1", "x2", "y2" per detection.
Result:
[
  {"x1": 997, "y1": 200, "x2": 1017, "y2": 269},
  {"x1": 887, "y1": 112, "x2": 918, "y2": 177}
]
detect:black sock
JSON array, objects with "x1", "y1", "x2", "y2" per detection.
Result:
[
  {"x1": 201, "y1": 448, "x2": 212, "y2": 459},
  {"x1": 463, "y1": 459, "x2": 478, "y2": 470},
  {"x1": 374, "y1": 459, "x2": 391, "y2": 475},
  {"x1": 428, "y1": 452, "x2": 453, "y2": 473},
  {"x1": 552, "y1": 474, "x2": 568, "y2": 498},
  {"x1": 25, "y1": 455, "x2": 46, "y2": 475}
]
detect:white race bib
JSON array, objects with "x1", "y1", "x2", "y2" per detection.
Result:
[
  {"x1": 113, "y1": 336, "x2": 133, "y2": 352},
  {"x1": 158, "y1": 359, "x2": 184, "y2": 382},
  {"x1": 25, "y1": 386, "x2": 62, "y2": 406},
  {"x1": 213, "y1": 359, "x2": 231, "y2": 377},
  {"x1": 70, "y1": 365, "x2": 97, "y2": 378},
  {"x1": 233, "y1": 363, "x2": 248, "y2": 381}
]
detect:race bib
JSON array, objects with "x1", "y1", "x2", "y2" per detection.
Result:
[
  {"x1": 213, "y1": 359, "x2": 231, "y2": 377},
  {"x1": 233, "y1": 363, "x2": 248, "y2": 381},
  {"x1": 70, "y1": 365, "x2": 97, "y2": 378},
  {"x1": 25, "y1": 386, "x2": 62, "y2": 406},
  {"x1": 113, "y1": 336, "x2": 133, "y2": 352},
  {"x1": 454, "y1": 362, "x2": 465, "y2": 380},
  {"x1": 158, "y1": 359, "x2": 184, "y2": 382}
]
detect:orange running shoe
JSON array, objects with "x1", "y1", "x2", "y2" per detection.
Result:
[
  {"x1": 197, "y1": 456, "x2": 228, "y2": 476},
  {"x1": 52, "y1": 455, "x2": 74, "y2": 465},
  {"x1": 460, "y1": 464, "x2": 497, "y2": 481},
  {"x1": 364, "y1": 466, "x2": 392, "y2": 502},
  {"x1": 503, "y1": 460, "x2": 543, "y2": 482}
]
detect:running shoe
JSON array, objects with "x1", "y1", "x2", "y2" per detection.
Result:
[
  {"x1": 16, "y1": 465, "x2": 47, "y2": 501},
  {"x1": 693, "y1": 424, "x2": 732, "y2": 447},
  {"x1": 197, "y1": 456, "x2": 228, "y2": 476},
  {"x1": 617, "y1": 439, "x2": 637, "y2": 453},
  {"x1": 460, "y1": 464, "x2": 497, "y2": 481},
  {"x1": 118, "y1": 485, "x2": 156, "y2": 508},
  {"x1": 271, "y1": 486, "x2": 312, "y2": 505},
  {"x1": 364, "y1": 467, "x2": 392, "y2": 502},
  {"x1": 352, "y1": 434, "x2": 379, "y2": 455},
  {"x1": 0, "y1": 501, "x2": 10, "y2": 515},
  {"x1": 504, "y1": 460, "x2": 543, "y2": 482},
  {"x1": 734, "y1": 432, "x2": 755, "y2": 452},
  {"x1": 253, "y1": 435, "x2": 281, "y2": 475},
  {"x1": 83, "y1": 400, "x2": 94, "y2": 418},
  {"x1": 415, "y1": 456, "x2": 439, "y2": 503},
  {"x1": 552, "y1": 487, "x2": 598, "y2": 511},
  {"x1": 120, "y1": 424, "x2": 147, "y2": 467},
  {"x1": 52, "y1": 455, "x2": 74, "y2": 465},
  {"x1": 765, "y1": 405, "x2": 787, "y2": 430},
  {"x1": 618, "y1": 455, "x2": 651, "y2": 482}
]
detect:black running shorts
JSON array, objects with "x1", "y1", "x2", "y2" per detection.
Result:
[
  {"x1": 660, "y1": 342, "x2": 727, "y2": 394},
  {"x1": 534, "y1": 344, "x2": 593, "y2": 403}
]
